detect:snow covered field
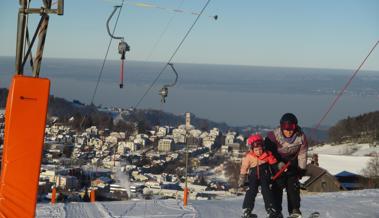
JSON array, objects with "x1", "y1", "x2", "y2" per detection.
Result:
[
  {"x1": 36, "y1": 189, "x2": 379, "y2": 218},
  {"x1": 309, "y1": 143, "x2": 379, "y2": 175},
  {"x1": 310, "y1": 143, "x2": 379, "y2": 156}
]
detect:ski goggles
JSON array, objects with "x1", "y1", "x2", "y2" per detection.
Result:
[{"x1": 280, "y1": 123, "x2": 297, "y2": 131}]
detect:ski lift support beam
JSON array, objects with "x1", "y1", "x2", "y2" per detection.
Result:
[{"x1": 15, "y1": 0, "x2": 64, "y2": 77}]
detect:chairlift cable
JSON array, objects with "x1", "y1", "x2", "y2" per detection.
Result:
[
  {"x1": 311, "y1": 39, "x2": 379, "y2": 141},
  {"x1": 144, "y1": 0, "x2": 185, "y2": 62},
  {"x1": 134, "y1": 0, "x2": 212, "y2": 108},
  {"x1": 90, "y1": 0, "x2": 125, "y2": 105},
  {"x1": 102, "y1": 0, "x2": 218, "y2": 20}
]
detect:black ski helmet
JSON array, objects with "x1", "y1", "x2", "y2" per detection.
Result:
[{"x1": 280, "y1": 113, "x2": 298, "y2": 125}]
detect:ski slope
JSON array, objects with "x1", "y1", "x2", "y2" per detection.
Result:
[{"x1": 36, "y1": 189, "x2": 379, "y2": 218}]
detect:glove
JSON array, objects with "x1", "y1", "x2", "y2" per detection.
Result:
[
  {"x1": 277, "y1": 162, "x2": 286, "y2": 170},
  {"x1": 238, "y1": 174, "x2": 247, "y2": 188},
  {"x1": 271, "y1": 161, "x2": 287, "y2": 178},
  {"x1": 297, "y1": 168, "x2": 307, "y2": 180}
]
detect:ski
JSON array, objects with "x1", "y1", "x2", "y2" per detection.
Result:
[
  {"x1": 241, "y1": 213, "x2": 258, "y2": 218},
  {"x1": 286, "y1": 212, "x2": 320, "y2": 218},
  {"x1": 308, "y1": 212, "x2": 320, "y2": 218}
]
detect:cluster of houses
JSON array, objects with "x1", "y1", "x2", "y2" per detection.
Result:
[{"x1": 32, "y1": 112, "x2": 250, "y2": 201}]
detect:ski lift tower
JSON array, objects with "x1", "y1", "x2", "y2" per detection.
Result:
[{"x1": 0, "y1": 1, "x2": 63, "y2": 217}]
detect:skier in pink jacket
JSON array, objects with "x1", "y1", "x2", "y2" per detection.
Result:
[{"x1": 239, "y1": 134, "x2": 282, "y2": 218}]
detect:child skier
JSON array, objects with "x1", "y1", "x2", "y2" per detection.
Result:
[{"x1": 239, "y1": 134, "x2": 282, "y2": 218}]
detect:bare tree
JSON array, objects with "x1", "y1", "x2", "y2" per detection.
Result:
[
  {"x1": 362, "y1": 154, "x2": 379, "y2": 188},
  {"x1": 362, "y1": 155, "x2": 379, "y2": 177},
  {"x1": 224, "y1": 160, "x2": 241, "y2": 190}
]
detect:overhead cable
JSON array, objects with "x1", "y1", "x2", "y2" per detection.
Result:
[
  {"x1": 311, "y1": 39, "x2": 379, "y2": 141},
  {"x1": 134, "y1": 0, "x2": 212, "y2": 108}
]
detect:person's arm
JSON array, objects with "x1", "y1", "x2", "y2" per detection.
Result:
[
  {"x1": 264, "y1": 135, "x2": 283, "y2": 162},
  {"x1": 267, "y1": 151, "x2": 278, "y2": 165},
  {"x1": 239, "y1": 156, "x2": 250, "y2": 187},
  {"x1": 297, "y1": 134, "x2": 308, "y2": 170}
]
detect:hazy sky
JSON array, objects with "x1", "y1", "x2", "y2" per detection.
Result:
[{"x1": 1, "y1": 0, "x2": 378, "y2": 70}]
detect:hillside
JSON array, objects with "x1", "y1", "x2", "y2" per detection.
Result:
[
  {"x1": 0, "y1": 88, "x2": 238, "y2": 132},
  {"x1": 328, "y1": 111, "x2": 379, "y2": 143}
]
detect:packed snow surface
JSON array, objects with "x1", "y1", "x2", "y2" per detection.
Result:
[{"x1": 36, "y1": 189, "x2": 379, "y2": 218}]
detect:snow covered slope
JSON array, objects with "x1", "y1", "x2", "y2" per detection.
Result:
[
  {"x1": 317, "y1": 154, "x2": 371, "y2": 175},
  {"x1": 310, "y1": 143, "x2": 379, "y2": 156},
  {"x1": 309, "y1": 143, "x2": 379, "y2": 175},
  {"x1": 36, "y1": 189, "x2": 379, "y2": 218}
]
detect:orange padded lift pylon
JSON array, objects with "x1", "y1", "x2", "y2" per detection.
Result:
[{"x1": 0, "y1": 75, "x2": 50, "y2": 218}]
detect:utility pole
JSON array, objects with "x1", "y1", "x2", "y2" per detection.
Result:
[
  {"x1": 183, "y1": 112, "x2": 191, "y2": 207},
  {"x1": 183, "y1": 133, "x2": 189, "y2": 207}
]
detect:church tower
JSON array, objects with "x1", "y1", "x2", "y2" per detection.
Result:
[{"x1": 185, "y1": 112, "x2": 191, "y2": 130}]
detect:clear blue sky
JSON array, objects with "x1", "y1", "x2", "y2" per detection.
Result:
[{"x1": 1, "y1": 0, "x2": 378, "y2": 70}]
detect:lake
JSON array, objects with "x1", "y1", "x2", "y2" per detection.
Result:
[{"x1": 0, "y1": 56, "x2": 378, "y2": 127}]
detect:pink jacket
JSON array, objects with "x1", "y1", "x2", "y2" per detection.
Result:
[{"x1": 240, "y1": 151, "x2": 277, "y2": 175}]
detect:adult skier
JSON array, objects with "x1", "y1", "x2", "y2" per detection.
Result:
[{"x1": 265, "y1": 113, "x2": 308, "y2": 218}]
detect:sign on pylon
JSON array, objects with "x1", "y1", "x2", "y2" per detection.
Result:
[
  {"x1": 90, "y1": 190, "x2": 96, "y2": 203},
  {"x1": 183, "y1": 187, "x2": 189, "y2": 207},
  {"x1": 51, "y1": 186, "x2": 57, "y2": 204}
]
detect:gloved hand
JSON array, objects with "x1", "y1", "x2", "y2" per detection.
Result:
[
  {"x1": 297, "y1": 168, "x2": 307, "y2": 180},
  {"x1": 277, "y1": 161, "x2": 286, "y2": 170},
  {"x1": 271, "y1": 161, "x2": 287, "y2": 177},
  {"x1": 238, "y1": 174, "x2": 247, "y2": 188},
  {"x1": 277, "y1": 161, "x2": 288, "y2": 174}
]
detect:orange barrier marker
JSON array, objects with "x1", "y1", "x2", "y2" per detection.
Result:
[
  {"x1": 51, "y1": 186, "x2": 56, "y2": 204},
  {"x1": 0, "y1": 75, "x2": 50, "y2": 218},
  {"x1": 183, "y1": 187, "x2": 189, "y2": 207},
  {"x1": 90, "y1": 190, "x2": 96, "y2": 203}
]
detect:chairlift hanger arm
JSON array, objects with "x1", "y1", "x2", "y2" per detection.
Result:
[
  {"x1": 159, "y1": 63, "x2": 179, "y2": 103},
  {"x1": 106, "y1": 6, "x2": 124, "y2": 40},
  {"x1": 166, "y1": 63, "x2": 178, "y2": 87}
]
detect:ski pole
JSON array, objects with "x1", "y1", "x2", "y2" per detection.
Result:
[{"x1": 271, "y1": 162, "x2": 291, "y2": 181}]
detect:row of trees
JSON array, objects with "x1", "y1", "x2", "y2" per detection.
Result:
[{"x1": 328, "y1": 111, "x2": 379, "y2": 143}]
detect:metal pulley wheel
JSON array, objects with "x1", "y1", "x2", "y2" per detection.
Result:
[{"x1": 118, "y1": 41, "x2": 130, "y2": 59}]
